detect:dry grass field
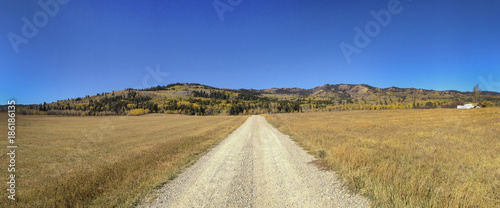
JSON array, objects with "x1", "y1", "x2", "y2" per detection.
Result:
[
  {"x1": 0, "y1": 114, "x2": 247, "y2": 207},
  {"x1": 264, "y1": 108, "x2": 500, "y2": 208}
]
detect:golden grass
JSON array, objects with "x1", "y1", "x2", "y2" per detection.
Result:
[
  {"x1": 0, "y1": 114, "x2": 247, "y2": 207},
  {"x1": 264, "y1": 108, "x2": 500, "y2": 207}
]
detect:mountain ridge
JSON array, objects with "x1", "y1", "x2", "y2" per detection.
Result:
[
  {"x1": 7, "y1": 83, "x2": 500, "y2": 116},
  {"x1": 180, "y1": 83, "x2": 498, "y2": 98}
]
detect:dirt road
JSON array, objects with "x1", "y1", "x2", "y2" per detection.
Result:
[{"x1": 139, "y1": 115, "x2": 369, "y2": 207}]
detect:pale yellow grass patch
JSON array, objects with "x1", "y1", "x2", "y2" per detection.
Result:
[
  {"x1": 0, "y1": 114, "x2": 247, "y2": 207},
  {"x1": 264, "y1": 108, "x2": 500, "y2": 207}
]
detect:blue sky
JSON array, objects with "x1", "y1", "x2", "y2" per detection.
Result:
[{"x1": 1, "y1": 0, "x2": 499, "y2": 104}]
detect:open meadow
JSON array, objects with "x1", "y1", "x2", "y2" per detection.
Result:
[
  {"x1": 264, "y1": 108, "x2": 500, "y2": 207},
  {"x1": 0, "y1": 114, "x2": 247, "y2": 207}
]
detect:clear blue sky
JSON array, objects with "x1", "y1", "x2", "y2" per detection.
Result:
[{"x1": 1, "y1": 0, "x2": 499, "y2": 104}]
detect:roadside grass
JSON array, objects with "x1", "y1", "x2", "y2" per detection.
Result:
[
  {"x1": 264, "y1": 108, "x2": 500, "y2": 207},
  {"x1": 0, "y1": 114, "x2": 247, "y2": 207}
]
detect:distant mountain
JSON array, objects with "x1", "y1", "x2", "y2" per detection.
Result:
[
  {"x1": 10, "y1": 83, "x2": 500, "y2": 116},
  {"x1": 147, "y1": 83, "x2": 498, "y2": 101},
  {"x1": 262, "y1": 84, "x2": 498, "y2": 98}
]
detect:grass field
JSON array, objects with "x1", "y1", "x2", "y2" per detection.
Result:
[
  {"x1": 264, "y1": 108, "x2": 500, "y2": 207},
  {"x1": 0, "y1": 114, "x2": 247, "y2": 207}
]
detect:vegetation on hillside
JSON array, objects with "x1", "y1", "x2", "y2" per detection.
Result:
[{"x1": 12, "y1": 83, "x2": 500, "y2": 116}]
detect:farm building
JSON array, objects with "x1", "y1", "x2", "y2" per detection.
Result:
[{"x1": 457, "y1": 103, "x2": 478, "y2": 109}]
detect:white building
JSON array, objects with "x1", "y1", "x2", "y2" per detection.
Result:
[{"x1": 457, "y1": 104, "x2": 476, "y2": 109}]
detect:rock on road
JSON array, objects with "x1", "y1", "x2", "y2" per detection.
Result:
[{"x1": 139, "y1": 115, "x2": 370, "y2": 208}]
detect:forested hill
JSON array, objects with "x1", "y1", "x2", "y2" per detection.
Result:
[{"x1": 14, "y1": 83, "x2": 500, "y2": 116}]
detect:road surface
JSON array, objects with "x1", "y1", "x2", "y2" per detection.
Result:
[{"x1": 139, "y1": 115, "x2": 369, "y2": 208}]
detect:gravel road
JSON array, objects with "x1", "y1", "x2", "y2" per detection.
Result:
[{"x1": 139, "y1": 115, "x2": 370, "y2": 208}]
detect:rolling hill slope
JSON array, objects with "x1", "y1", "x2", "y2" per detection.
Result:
[{"x1": 10, "y1": 83, "x2": 500, "y2": 116}]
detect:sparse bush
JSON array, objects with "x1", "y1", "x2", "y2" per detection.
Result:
[
  {"x1": 127, "y1": 108, "x2": 149, "y2": 116},
  {"x1": 482, "y1": 100, "x2": 495, "y2": 107},
  {"x1": 440, "y1": 101, "x2": 464, "y2": 108},
  {"x1": 18, "y1": 107, "x2": 35, "y2": 115},
  {"x1": 47, "y1": 110, "x2": 84, "y2": 116},
  {"x1": 318, "y1": 150, "x2": 326, "y2": 159}
]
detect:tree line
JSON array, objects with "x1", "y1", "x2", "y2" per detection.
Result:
[{"x1": 14, "y1": 84, "x2": 500, "y2": 116}]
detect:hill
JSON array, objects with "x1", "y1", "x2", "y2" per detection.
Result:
[{"x1": 12, "y1": 83, "x2": 500, "y2": 116}]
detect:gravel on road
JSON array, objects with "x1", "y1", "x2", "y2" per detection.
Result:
[{"x1": 139, "y1": 115, "x2": 370, "y2": 208}]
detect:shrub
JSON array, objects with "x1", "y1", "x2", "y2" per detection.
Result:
[
  {"x1": 440, "y1": 101, "x2": 464, "y2": 108},
  {"x1": 318, "y1": 150, "x2": 326, "y2": 159},
  {"x1": 482, "y1": 101, "x2": 495, "y2": 107},
  {"x1": 127, "y1": 109, "x2": 149, "y2": 116}
]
